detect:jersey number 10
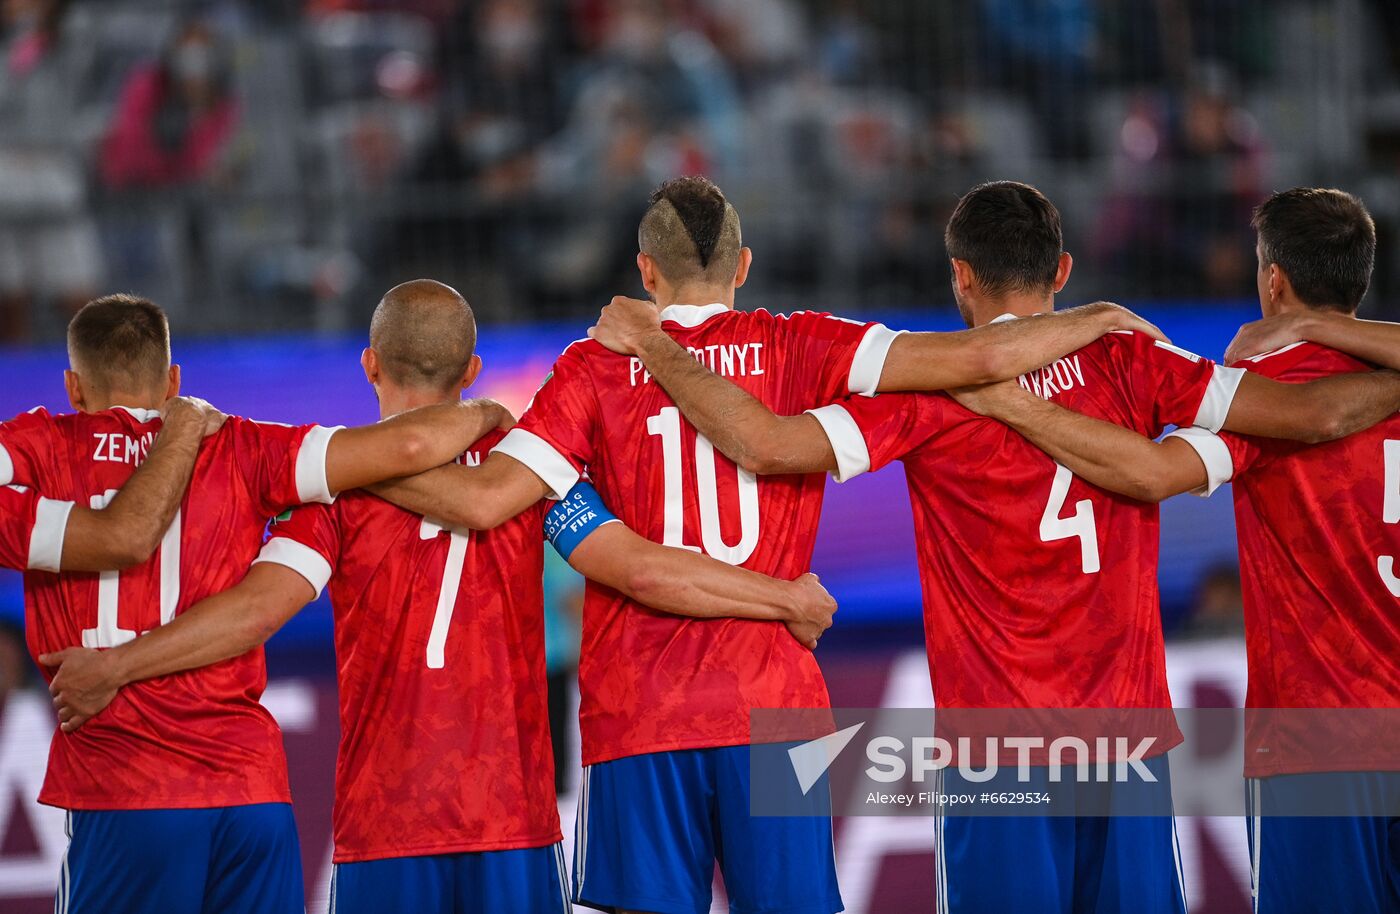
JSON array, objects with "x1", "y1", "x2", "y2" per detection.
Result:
[{"x1": 648, "y1": 406, "x2": 760, "y2": 566}]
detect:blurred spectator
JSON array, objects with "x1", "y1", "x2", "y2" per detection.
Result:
[
  {"x1": 0, "y1": 0, "x2": 102, "y2": 340},
  {"x1": 979, "y1": 0, "x2": 1097, "y2": 160},
  {"x1": 1176, "y1": 562, "x2": 1245, "y2": 640},
  {"x1": 0, "y1": 619, "x2": 31, "y2": 707},
  {"x1": 99, "y1": 20, "x2": 241, "y2": 190},
  {"x1": 1098, "y1": 65, "x2": 1265, "y2": 297}
]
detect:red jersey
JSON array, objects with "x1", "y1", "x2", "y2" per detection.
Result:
[
  {"x1": 496, "y1": 303, "x2": 901, "y2": 765},
  {"x1": 0, "y1": 406, "x2": 338, "y2": 810},
  {"x1": 0, "y1": 483, "x2": 72, "y2": 573},
  {"x1": 814, "y1": 325, "x2": 1242, "y2": 737},
  {"x1": 1171, "y1": 341, "x2": 1400, "y2": 775},
  {"x1": 256, "y1": 429, "x2": 561, "y2": 862}
]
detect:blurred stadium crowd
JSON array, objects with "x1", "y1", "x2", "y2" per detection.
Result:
[{"x1": 0, "y1": 0, "x2": 1394, "y2": 339}]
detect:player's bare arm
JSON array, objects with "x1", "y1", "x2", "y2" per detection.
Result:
[
  {"x1": 41, "y1": 562, "x2": 314, "y2": 732},
  {"x1": 875, "y1": 301, "x2": 1168, "y2": 391},
  {"x1": 590, "y1": 295, "x2": 1165, "y2": 391},
  {"x1": 952, "y1": 382, "x2": 1210, "y2": 503},
  {"x1": 1219, "y1": 369, "x2": 1400, "y2": 442},
  {"x1": 1227, "y1": 309, "x2": 1400, "y2": 370},
  {"x1": 324, "y1": 397, "x2": 514, "y2": 496},
  {"x1": 370, "y1": 450, "x2": 552, "y2": 530},
  {"x1": 59, "y1": 396, "x2": 225, "y2": 572},
  {"x1": 567, "y1": 522, "x2": 836, "y2": 649}
]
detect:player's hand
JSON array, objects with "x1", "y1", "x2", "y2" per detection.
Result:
[
  {"x1": 40, "y1": 647, "x2": 122, "y2": 733},
  {"x1": 161, "y1": 396, "x2": 227, "y2": 438},
  {"x1": 588, "y1": 296, "x2": 664, "y2": 355},
  {"x1": 1077, "y1": 302, "x2": 1170, "y2": 345},
  {"x1": 1224, "y1": 311, "x2": 1310, "y2": 365},
  {"x1": 785, "y1": 573, "x2": 836, "y2": 650},
  {"x1": 949, "y1": 379, "x2": 1035, "y2": 419},
  {"x1": 467, "y1": 397, "x2": 517, "y2": 432}
]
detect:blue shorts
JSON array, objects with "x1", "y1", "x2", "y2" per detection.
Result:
[
  {"x1": 56, "y1": 802, "x2": 303, "y2": 914},
  {"x1": 573, "y1": 745, "x2": 842, "y2": 914},
  {"x1": 1247, "y1": 771, "x2": 1400, "y2": 914},
  {"x1": 936, "y1": 755, "x2": 1186, "y2": 914},
  {"x1": 329, "y1": 843, "x2": 570, "y2": 914}
]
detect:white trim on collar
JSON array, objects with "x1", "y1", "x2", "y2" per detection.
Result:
[
  {"x1": 658, "y1": 303, "x2": 730, "y2": 328},
  {"x1": 989, "y1": 313, "x2": 1019, "y2": 324},
  {"x1": 112, "y1": 405, "x2": 161, "y2": 423}
]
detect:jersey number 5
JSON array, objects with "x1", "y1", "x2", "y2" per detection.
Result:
[
  {"x1": 421, "y1": 518, "x2": 471, "y2": 669},
  {"x1": 1040, "y1": 464, "x2": 1100, "y2": 574},
  {"x1": 647, "y1": 406, "x2": 760, "y2": 565},
  {"x1": 1379, "y1": 440, "x2": 1400, "y2": 596}
]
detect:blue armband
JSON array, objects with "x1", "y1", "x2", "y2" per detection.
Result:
[{"x1": 546, "y1": 482, "x2": 621, "y2": 560}]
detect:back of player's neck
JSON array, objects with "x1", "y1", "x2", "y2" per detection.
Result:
[
  {"x1": 970, "y1": 296, "x2": 1053, "y2": 327},
  {"x1": 378, "y1": 388, "x2": 458, "y2": 419},
  {"x1": 86, "y1": 391, "x2": 164, "y2": 413},
  {"x1": 657, "y1": 286, "x2": 733, "y2": 310}
]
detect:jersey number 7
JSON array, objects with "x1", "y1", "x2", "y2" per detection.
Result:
[{"x1": 421, "y1": 518, "x2": 471, "y2": 669}]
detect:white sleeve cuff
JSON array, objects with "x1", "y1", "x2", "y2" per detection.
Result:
[
  {"x1": 493, "y1": 428, "x2": 580, "y2": 501},
  {"x1": 1166, "y1": 427, "x2": 1235, "y2": 497},
  {"x1": 254, "y1": 537, "x2": 333, "y2": 598},
  {"x1": 1192, "y1": 365, "x2": 1246, "y2": 432},
  {"x1": 0, "y1": 443, "x2": 12, "y2": 487},
  {"x1": 28, "y1": 498, "x2": 73, "y2": 572},
  {"x1": 805, "y1": 404, "x2": 872, "y2": 483},
  {"x1": 295, "y1": 425, "x2": 343, "y2": 505},
  {"x1": 848, "y1": 324, "x2": 904, "y2": 397}
]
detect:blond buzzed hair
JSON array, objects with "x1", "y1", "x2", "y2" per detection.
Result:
[
  {"x1": 638, "y1": 176, "x2": 742, "y2": 285},
  {"x1": 369, "y1": 279, "x2": 477, "y2": 390}
]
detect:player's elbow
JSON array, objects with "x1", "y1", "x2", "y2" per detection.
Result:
[
  {"x1": 972, "y1": 341, "x2": 1018, "y2": 386},
  {"x1": 391, "y1": 430, "x2": 434, "y2": 472},
  {"x1": 239, "y1": 607, "x2": 286, "y2": 652},
  {"x1": 440, "y1": 495, "x2": 509, "y2": 532},
  {"x1": 623, "y1": 560, "x2": 669, "y2": 607}
]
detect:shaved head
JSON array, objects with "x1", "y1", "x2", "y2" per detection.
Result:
[
  {"x1": 369, "y1": 279, "x2": 477, "y2": 390},
  {"x1": 638, "y1": 176, "x2": 742, "y2": 286}
]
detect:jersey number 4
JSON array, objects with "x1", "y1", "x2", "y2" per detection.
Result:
[
  {"x1": 1379, "y1": 440, "x2": 1400, "y2": 596},
  {"x1": 648, "y1": 406, "x2": 760, "y2": 565},
  {"x1": 1040, "y1": 464, "x2": 1100, "y2": 574},
  {"x1": 82, "y1": 490, "x2": 181, "y2": 648}
]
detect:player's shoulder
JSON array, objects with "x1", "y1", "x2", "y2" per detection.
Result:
[
  {"x1": 1095, "y1": 329, "x2": 1212, "y2": 366},
  {"x1": 1235, "y1": 341, "x2": 1356, "y2": 380}
]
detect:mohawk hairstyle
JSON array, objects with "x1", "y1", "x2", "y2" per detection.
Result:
[{"x1": 638, "y1": 176, "x2": 742, "y2": 284}]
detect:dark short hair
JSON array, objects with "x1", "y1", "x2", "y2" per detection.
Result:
[
  {"x1": 638, "y1": 176, "x2": 742, "y2": 284},
  {"x1": 1252, "y1": 188, "x2": 1375, "y2": 313},
  {"x1": 67, "y1": 295, "x2": 171, "y2": 393},
  {"x1": 944, "y1": 181, "x2": 1062, "y2": 296}
]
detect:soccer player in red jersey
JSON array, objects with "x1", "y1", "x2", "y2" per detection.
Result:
[
  {"x1": 951, "y1": 188, "x2": 1400, "y2": 914},
  {"x1": 586, "y1": 182, "x2": 1400, "y2": 914},
  {"x1": 43, "y1": 279, "x2": 840, "y2": 914},
  {"x1": 2, "y1": 294, "x2": 514, "y2": 914},
  {"x1": 349, "y1": 178, "x2": 1181, "y2": 914},
  {"x1": 0, "y1": 395, "x2": 222, "y2": 574}
]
